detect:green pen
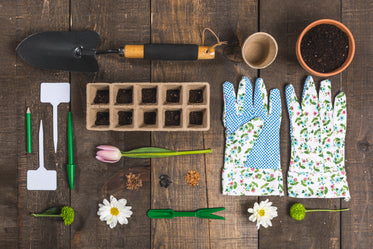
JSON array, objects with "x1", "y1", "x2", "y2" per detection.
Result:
[
  {"x1": 26, "y1": 107, "x2": 32, "y2": 153},
  {"x1": 67, "y1": 112, "x2": 75, "y2": 190}
]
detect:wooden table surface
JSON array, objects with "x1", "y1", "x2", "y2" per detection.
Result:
[{"x1": 1, "y1": 0, "x2": 372, "y2": 248}]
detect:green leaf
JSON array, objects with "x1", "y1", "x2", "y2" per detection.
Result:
[
  {"x1": 324, "y1": 187, "x2": 328, "y2": 195},
  {"x1": 237, "y1": 147, "x2": 242, "y2": 154},
  {"x1": 233, "y1": 182, "x2": 237, "y2": 189},
  {"x1": 252, "y1": 182, "x2": 258, "y2": 187},
  {"x1": 326, "y1": 151, "x2": 333, "y2": 157},
  {"x1": 308, "y1": 187, "x2": 314, "y2": 195},
  {"x1": 300, "y1": 128, "x2": 307, "y2": 134},
  {"x1": 261, "y1": 183, "x2": 269, "y2": 189},
  {"x1": 42, "y1": 207, "x2": 60, "y2": 215}
]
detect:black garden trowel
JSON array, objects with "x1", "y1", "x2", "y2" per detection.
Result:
[{"x1": 16, "y1": 31, "x2": 215, "y2": 72}]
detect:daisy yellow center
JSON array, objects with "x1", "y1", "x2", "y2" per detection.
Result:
[
  {"x1": 110, "y1": 207, "x2": 119, "y2": 216},
  {"x1": 258, "y1": 209, "x2": 265, "y2": 217}
]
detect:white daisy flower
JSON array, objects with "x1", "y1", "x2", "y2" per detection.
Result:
[
  {"x1": 248, "y1": 199, "x2": 278, "y2": 229},
  {"x1": 97, "y1": 195, "x2": 133, "y2": 228}
]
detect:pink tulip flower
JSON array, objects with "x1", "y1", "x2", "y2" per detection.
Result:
[{"x1": 96, "y1": 145, "x2": 122, "y2": 163}]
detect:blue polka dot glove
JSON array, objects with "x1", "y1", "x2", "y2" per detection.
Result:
[
  {"x1": 286, "y1": 76, "x2": 350, "y2": 200},
  {"x1": 222, "y1": 77, "x2": 284, "y2": 196}
]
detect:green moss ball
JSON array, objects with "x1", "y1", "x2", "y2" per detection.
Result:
[{"x1": 290, "y1": 203, "x2": 306, "y2": 221}]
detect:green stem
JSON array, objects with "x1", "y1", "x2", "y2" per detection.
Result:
[
  {"x1": 305, "y1": 208, "x2": 350, "y2": 213},
  {"x1": 31, "y1": 213, "x2": 62, "y2": 217},
  {"x1": 121, "y1": 149, "x2": 212, "y2": 157}
]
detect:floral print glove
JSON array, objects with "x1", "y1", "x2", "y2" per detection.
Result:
[
  {"x1": 286, "y1": 76, "x2": 350, "y2": 200},
  {"x1": 222, "y1": 77, "x2": 284, "y2": 196}
]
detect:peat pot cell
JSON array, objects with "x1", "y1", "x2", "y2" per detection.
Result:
[
  {"x1": 165, "y1": 110, "x2": 181, "y2": 126},
  {"x1": 95, "y1": 112, "x2": 110, "y2": 126},
  {"x1": 142, "y1": 88, "x2": 157, "y2": 104},
  {"x1": 189, "y1": 111, "x2": 203, "y2": 125},
  {"x1": 166, "y1": 89, "x2": 180, "y2": 103},
  {"x1": 94, "y1": 90, "x2": 109, "y2": 104},
  {"x1": 144, "y1": 111, "x2": 157, "y2": 125},
  {"x1": 116, "y1": 88, "x2": 133, "y2": 104},
  {"x1": 189, "y1": 89, "x2": 204, "y2": 103},
  {"x1": 118, "y1": 111, "x2": 133, "y2": 125}
]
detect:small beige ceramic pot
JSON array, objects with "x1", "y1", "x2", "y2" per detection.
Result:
[{"x1": 241, "y1": 32, "x2": 278, "y2": 69}]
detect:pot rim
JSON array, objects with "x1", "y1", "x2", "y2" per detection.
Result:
[{"x1": 296, "y1": 19, "x2": 355, "y2": 77}]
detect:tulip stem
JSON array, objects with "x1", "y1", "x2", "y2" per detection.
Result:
[{"x1": 122, "y1": 149, "x2": 212, "y2": 158}]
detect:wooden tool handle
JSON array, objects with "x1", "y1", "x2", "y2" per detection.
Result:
[{"x1": 124, "y1": 44, "x2": 215, "y2": 60}]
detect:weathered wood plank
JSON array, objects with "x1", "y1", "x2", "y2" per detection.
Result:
[
  {"x1": 341, "y1": 1, "x2": 373, "y2": 248},
  {"x1": 70, "y1": 0, "x2": 151, "y2": 248},
  {"x1": 15, "y1": 0, "x2": 71, "y2": 248},
  {"x1": 150, "y1": 1, "x2": 210, "y2": 248},
  {"x1": 201, "y1": 1, "x2": 260, "y2": 248},
  {"x1": 150, "y1": 0, "x2": 259, "y2": 248},
  {"x1": 0, "y1": 1, "x2": 17, "y2": 248},
  {"x1": 259, "y1": 1, "x2": 343, "y2": 248}
]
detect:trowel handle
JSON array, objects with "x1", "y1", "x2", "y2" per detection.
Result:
[{"x1": 124, "y1": 44, "x2": 215, "y2": 60}]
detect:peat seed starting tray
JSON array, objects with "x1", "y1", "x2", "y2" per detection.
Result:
[{"x1": 86, "y1": 82, "x2": 210, "y2": 131}]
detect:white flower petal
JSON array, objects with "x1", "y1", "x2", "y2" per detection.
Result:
[
  {"x1": 98, "y1": 195, "x2": 132, "y2": 228},
  {"x1": 118, "y1": 198, "x2": 127, "y2": 206},
  {"x1": 103, "y1": 199, "x2": 110, "y2": 206},
  {"x1": 247, "y1": 200, "x2": 277, "y2": 229}
]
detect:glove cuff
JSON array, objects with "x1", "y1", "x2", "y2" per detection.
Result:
[
  {"x1": 222, "y1": 167, "x2": 284, "y2": 196},
  {"x1": 288, "y1": 170, "x2": 350, "y2": 201}
]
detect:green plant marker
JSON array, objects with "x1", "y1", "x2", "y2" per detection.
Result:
[
  {"x1": 66, "y1": 112, "x2": 75, "y2": 190},
  {"x1": 26, "y1": 107, "x2": 32, "y2": 153}
]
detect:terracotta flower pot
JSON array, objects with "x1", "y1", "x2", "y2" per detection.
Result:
[{"x1": 296, "y1": 19, "x2": 355, "y2": 77}]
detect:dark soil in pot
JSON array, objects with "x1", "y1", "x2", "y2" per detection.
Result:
[{"x1": 301, "y1": 24, "x2": 349, "y2": 73}]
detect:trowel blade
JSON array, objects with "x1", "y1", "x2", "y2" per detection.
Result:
[{"x1": 16, "y1": 31, "x2": 100, "y2": 72}]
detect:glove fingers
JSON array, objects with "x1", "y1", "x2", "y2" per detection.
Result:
[
  {"x1": 269, "y1": 88, "x2": 282, "y2": 117},
  {"x1": 285, "y1": 84, "x2": 301, "y2": 121},
  {"x1": 301, "y1": 76, "x2": 318, "y2": 111},
  {"x1": 319, "y1": 79, "x2": 333, "y2": 121},
  {"x1": 333, "y1": 91, "x2": 347, "y2": 139},
  {"x1": 238, "y1": 76, "x2": 254, "y2": 119},
  {"x1": 254, "y1": 78, "x2": 268, "y2": 115},
  {"x1": 223, "y1": 81, "x2": 239, "y2": 129}
]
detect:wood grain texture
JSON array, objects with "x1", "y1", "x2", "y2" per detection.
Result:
[
  {"x1": 150, "y1": 0, "x2": 259, "y2": 248},
  {"x1": 0, "y1": 1, "x2": 17, "y2": 248},
  {"x1": 259, "y1": 1, "x2": 343, "y2": 249},
  {"x1": 341, "y1": 1, "x2": 373, "y2": 248},
  {"x1": 1, "y1": 0, "x2": 373, "y2": 248},
  {"x1": 70, "y1": 0, "x2": 152, "y2": 248},
  {"x1": 201, "y1": 1, "x2": 260, "y2": 248},
  {"x1": 150, "y1": 0, "x2": 210, "y2": 248},
  {"x1": 14, "y1": 0, "x2": 71, "y2": 249}
]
